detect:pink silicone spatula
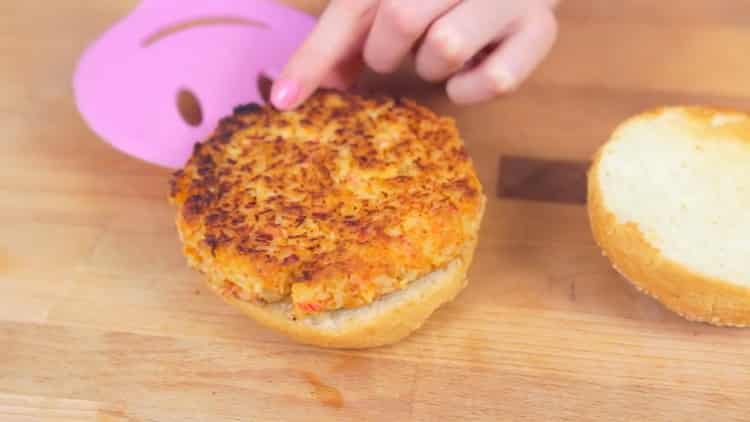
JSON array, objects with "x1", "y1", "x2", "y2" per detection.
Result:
[{"x1": 73, "y1": 0, "x2": 315, "y2": 168}]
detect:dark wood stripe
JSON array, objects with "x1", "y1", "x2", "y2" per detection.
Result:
[{"x1": 498, "y1": 156, "x2": 591, "y2": 204}]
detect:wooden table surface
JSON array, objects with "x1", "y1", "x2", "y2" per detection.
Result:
[{"x1": 2, "y1": 1, "x2": 750, "y2": 421}]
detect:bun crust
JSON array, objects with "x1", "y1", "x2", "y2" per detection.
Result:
[
  {"x1": 588, "y1": 107, "x2": 750, "y2": 326},
  {"x1": 209, "y1": 226, "x2": 481, "y2": 349}
]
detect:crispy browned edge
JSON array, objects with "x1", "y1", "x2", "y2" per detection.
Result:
[
  {"x1": 587, "y1": 106, "x2": 750, "y2": 327},
  {"x1": 209, "y1": 197, "x2": 484, "y2": 349}
]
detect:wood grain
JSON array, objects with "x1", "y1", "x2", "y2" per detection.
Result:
[{"x1": 2, "y1": 1, "x2": 750, "y2": 421}]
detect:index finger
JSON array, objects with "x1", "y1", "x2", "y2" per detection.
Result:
[{"x1": 271, "y1": 0, "x2": 378, "y2": 110}]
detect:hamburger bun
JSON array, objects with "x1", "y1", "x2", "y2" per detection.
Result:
[
  {"x1": 169, "y1": 90, "x2": 485, "y2": 348},
  {"x1": 212, "y1": 239, "x2": 478, "y2": 349},
  {"x1": 588, "y1": 106, "x2": 750, "y2": 326}
]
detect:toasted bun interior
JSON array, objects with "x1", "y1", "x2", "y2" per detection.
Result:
[{"x1": 589, "y1": 107, "x2": 750, "y2": 326}]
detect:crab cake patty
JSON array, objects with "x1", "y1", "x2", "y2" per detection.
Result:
[{"x1": 169, "y1": 90, "x2": 485, "y2": 318}]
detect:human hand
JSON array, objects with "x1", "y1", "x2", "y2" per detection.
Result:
[{"x1": 271, "y1": 0, "x2": 559, "y2": 109}]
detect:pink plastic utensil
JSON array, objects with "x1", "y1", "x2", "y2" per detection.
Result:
[{"x1": 73, "y1": 0, "x2": 315, "y2": 168}]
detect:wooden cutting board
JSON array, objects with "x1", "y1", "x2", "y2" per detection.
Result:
[{"x1": 2, "y1": 1, "x2": 750, "y2": 420}]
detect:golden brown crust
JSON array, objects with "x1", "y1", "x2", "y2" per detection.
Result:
[
  {"x1": 588, "y1": 106, "x2": 750, "y2": 327},
  {"x1": 635, "y1": 105, "x2": 750, "y2": 142},
  {"x1": 169, "y1": 90, "x2": 484, "y2": 316}
]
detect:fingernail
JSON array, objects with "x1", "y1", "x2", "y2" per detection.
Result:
[{"x1": 271, "y1": 79, "x2": 301, "y2": 109}]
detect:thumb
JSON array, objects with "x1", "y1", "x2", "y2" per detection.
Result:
[{"x1": 271, "y1": 0, "x2": 377, "y2": 110}]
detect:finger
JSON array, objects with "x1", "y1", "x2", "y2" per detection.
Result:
[
  {"x1": 446, "y1": 6, "x2": 558, "y2": 104},
  {"x1": 363, "y1": 0, "x2": 460, "y2": 74},
  {"x1": 321, "y1": 50, "x2": 366, "y2": 90},
  {"x1": 271, "y1": 0, "x2": 377, "y2": 110},
  {"x1": 414, "y1": 0, "x2": 524, "y2": 82}
]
